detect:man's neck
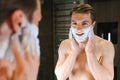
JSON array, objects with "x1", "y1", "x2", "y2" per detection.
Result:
[{"x1": 78, "y1": 39, "x2": 88, "y2": 48}]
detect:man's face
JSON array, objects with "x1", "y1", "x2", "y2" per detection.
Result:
[
  {"x1": 70, "y1": 12, "x2": 95, "y2": 42},
  {"x1": 31, "y1": 0, "x2": 42, "y2": 26}
]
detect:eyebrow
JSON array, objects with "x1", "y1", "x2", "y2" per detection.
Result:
[
  {"x1": 71, "y1": 20, "x2": 90, "y2": 23},
  {"x1": 71, "y1": 20, "x2": 76, "y2": 22},
  {"x1": 82, "y1": 20, "x2": 89, "y2": 23}
]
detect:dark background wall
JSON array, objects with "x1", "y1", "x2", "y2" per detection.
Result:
[{"x1": 37, "y1": 0, "x2": 54, "y2": 80}]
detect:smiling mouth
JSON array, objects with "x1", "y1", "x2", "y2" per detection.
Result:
[{"x1": 76, "y1": 33, "x2": 84, "y2": 36}]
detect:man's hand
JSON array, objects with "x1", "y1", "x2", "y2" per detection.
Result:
[
  {"x1": 0, "y1": 60, "x2": 15, "y2": 80},
  {"x1": 70, "y1": 37, "x2": 84, "y2": 56},
  {"x1": 11, "y1": 34, "x2": 40, "y2": 80},
  {"x1": 85, "y1": 29, "x2": 95, "y2": 54}
]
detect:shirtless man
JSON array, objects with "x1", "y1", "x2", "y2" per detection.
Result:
[{"x1": 55, "y1": 4, "x2": 115, "y2": 80}]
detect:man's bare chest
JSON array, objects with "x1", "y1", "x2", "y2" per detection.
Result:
[
  {"x1": 70, "y1": 53, "x2": 94, "y2": 80},
  {"x1": 70, "y1": 50, "x2": 103, "y2": 80},
  {"x1": 72, "y1": 52, "x2": 88, "y2": 74}
]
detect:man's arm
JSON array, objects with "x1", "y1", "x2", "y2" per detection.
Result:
[
  {"x1": 86, "y1": 39, "x2": 115, "y2": 80},
  {"x1": 11, "y1": 34, "x2": 40, "y2": 80},
  {"x1": 55, "y1": 39, "x2": 80, "y2": 80}
]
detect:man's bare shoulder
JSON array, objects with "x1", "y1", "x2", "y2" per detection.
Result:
[
  {"x1": 95, "y1": 35, "x2": 114, "y2": 55},
  {"x1": 95, "y1": 35, "x2": 114, "y2": 47},
  {"x1": 59, "y1": 39, "x2": 70, "y2": 47},
  {"x1": 58, "y1": 39, "x2": 71, "y2": 55}
]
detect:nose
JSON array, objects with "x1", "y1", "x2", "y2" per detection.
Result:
[{"x1": 75, "y1": 24, "x2": 83, "y2": 30}]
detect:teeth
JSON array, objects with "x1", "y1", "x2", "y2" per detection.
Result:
[
  {"x1": 76, "y1": 31, "x2": 83, "y2": 34},
  {"x1": 76, "y1": 33, "x2": 84, "y2": 36},
  {"x1": 76, "y1": 32, "x2": 83, "y2": 34}
]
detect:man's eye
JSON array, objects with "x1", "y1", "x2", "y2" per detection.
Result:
[
  {"x1": 82, "y1": 23, "x2": 89, "y2": 26},
  {"x1": 72, "y1": 22, "x2": 77, "y2": 25}
]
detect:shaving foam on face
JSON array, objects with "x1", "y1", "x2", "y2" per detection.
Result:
[{"x1": 69, "y1": 26, "x2": 93, "y2": 43}]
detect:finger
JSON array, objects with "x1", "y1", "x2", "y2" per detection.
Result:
[
  {"x1": 10, "y1": 35, "x2": 24, "y2": 66},
  {"x1": 88, "y1": 27, "x2": 94, "y2": 41},
  {"x1": 69, "y1": 28, "x2": 72, "y2": 39},
  {"x1": 71, "y1": 37, "x2": 80, "y2": 50},
  {"x1": 7, "y1": 62, "x2": 15, "y2": 79},
  {"x1": 0, "y1": 60, "x2": 15, "y2": 79},
  {"x1": 0, "y1": 60, "x2": 10, "y2": 68},
  {"x1": 24, "y1": 47, "x2": 40, "y2": 66},
  {"x1": 87, "y1": 29, "x2": 95, "y2": 49},
  {"x1": 23, "y1": 36, "x2": 33, "y2": 62},
  {"x1": 69, "y1": 27, "x2": 78, "y2": 45},
  {"x1": 29, "y1": 38, "x2": 40, "y2": 61},
  {"x1": 35, "y1": 39, "x2": 40, "y2": 57},
  {"x1": 33, "y1": 39, "x2": 40, "y2": 61},
  {"x1": 24, "y1": 36, "x2": 36, "y2": 62},
  {"x1": 24, "y1": 47, "x2": 32, "y2": 63}
]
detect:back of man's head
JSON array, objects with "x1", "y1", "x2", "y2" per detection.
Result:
[{"x1": 0, "y1": 0, "x2": 37, "y2": 25}]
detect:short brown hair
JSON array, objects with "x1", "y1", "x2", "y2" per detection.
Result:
[
  {"x1": 0, "y1": 0, "x2": 37, "y2": 25},
  {"x1": 70, "y1": 4, "x2": 96, "y2": 22}
]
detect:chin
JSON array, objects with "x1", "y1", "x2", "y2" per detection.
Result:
[{"x1": 78, "y1": 39, "x2": 88, "y2": 44}]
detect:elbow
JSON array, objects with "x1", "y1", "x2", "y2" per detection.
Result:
[
  {"x1": 54, "y1": 69, "x2": 58, "y2": 78},
  {"x1": 104, "y1": 73, "x2": 114, "y2": 80},
  {"x1": 108, "y1": 71, "x2": 114, "y2": 80},
  {"x1": 55, "y1": 68, "x2": 66, "y2": 80},
  {"x1": 111, "y1": 73, "x2": 114, "y2": 80},
  {"x1": 55, "y1": 69, "x2": 61, "y2": 80}
]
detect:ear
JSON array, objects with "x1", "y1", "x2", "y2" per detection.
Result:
[
  {"x1": 8, "y1": 10, "x2": 26, "y2": 33},
  {"x1": 92, "y1": 21, "x2": 96, "y2": 28}
]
